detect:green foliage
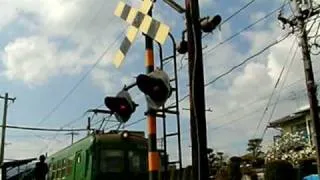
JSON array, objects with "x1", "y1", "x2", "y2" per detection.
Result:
[
  {"x1": 207, "y1": 148, "x2": 227, "y2": 179},
  {"x1": 247, "y1": 138, "x2": 263, "y2": 158},
  {"x1": 264, "y1": 160, "x2": 295, "y2": 180}
]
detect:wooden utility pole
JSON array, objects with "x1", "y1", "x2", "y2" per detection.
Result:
[
  {"x1": 184, "y1": 0, "x2": 209, "y2": 179},
  {"x1": 0, "y1": 93, "x2": 15, "y2": 165}
]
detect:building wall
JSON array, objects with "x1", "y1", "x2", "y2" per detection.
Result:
[
  {"x1": 278, "y1": 112, "x2": 320, "y2": 146},
  {"x1": 280, "y1": 115, "x2": 311, "y2": 144}
]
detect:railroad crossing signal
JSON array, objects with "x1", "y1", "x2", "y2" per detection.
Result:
[
  {"x1": 113, "y1": 0, "x2": 171, "y2": 68},
  {"x1": 136, "y1": 68, "x2": 172, "y2": 109},
  {"x1": 104, "y1": 90, "x2": 137, "y2": 123}
]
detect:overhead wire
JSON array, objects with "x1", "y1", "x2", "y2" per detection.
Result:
[
  {"x1": 177, "y1": 3, "x2": 290, "y2": 74},
  {"x1": 178, "y1": 81, "x2": 314, "y2": 137},
  {"x1": 209, "y1": 70, "x2": 320, "y2": 121},
  {"x1": 203, "y1": 3, "x2": 289, "y2": 58},
  {"x1": 0, "y1": 125, "x2": 89, "y2": 132},
  {"x1": 37, "y1": 27, "x2": 125, "y2": 155},
  {"x1": 36, "y1": 30, "x2": 124, "y2": 126},
  {"x1": 201, "y1": 0, "x2": 257, "y2": 39},
  {"x1": 205, "y1": 32, "x2": 292, "y2": 86},
  {"x1": 260, "y1": 42, "x2": 300, "y2": 139},
  {"x1": 252, "y1": 38, "x2": 297, "y2": 138},
  {"x1": 36, "y1": 1, "x2": 118, "y2": 126},
  {"x1": 174, "y1": 32, "x2": 293, "y2": 106},
  {"x1": 220, "y1": 0, "x2": 256, "y2": 26}
]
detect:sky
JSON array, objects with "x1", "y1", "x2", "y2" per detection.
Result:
[{"x1": 1, "y1": 0, "x2": 320, "y2": 167}]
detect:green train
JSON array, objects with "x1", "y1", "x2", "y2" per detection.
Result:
[{"x1": 47, "y1": 130, "x2": 148, "y2": 180}]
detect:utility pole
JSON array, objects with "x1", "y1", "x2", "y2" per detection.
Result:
[
  {"x1": 295, "y1": 0, "x2": 320, "y2": 176},
  {"x1": 184, "y1": 0, "x2": 209, "y2": 179},
  {"x1": 0, "y1": 93, "x2": 15, "y2": 180},
  {"x1": 65, "y1": 131, "x2": 79, "y2": 145},
  {"x1": 0, "y1": 93, "x2": 15, "y2": 165},
  {"x1": 281, "y1": 0, "x2": 320, "y2": 176}
]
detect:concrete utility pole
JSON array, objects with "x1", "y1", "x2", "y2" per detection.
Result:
[
  {"x1": 291, "y1": 0, "x2": 320, "y2": 176},
  {"x1": 0, "y1": 93, "x2": 15, "y2": 165},
  {"x1": 184, "y1": 0, "x2": 209, "y2": 179}
]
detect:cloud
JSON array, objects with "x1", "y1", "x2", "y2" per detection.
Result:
[
  {"x1": 5, "y1": 134, "x2": 70, "y2": 160},
  {"x1": 1, "y1": 36, "x2": 91, "y2": 86}
]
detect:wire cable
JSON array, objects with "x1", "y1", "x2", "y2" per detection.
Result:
[
  {"x1": 37, "y1": 30, "x2": 124, "y2": 126},
  {"x1": 203, "y1": 3, "x2": 289, "y2": 58},
  {"x1": 220, "y1": 0, "x2": 256, "y2": 26},
  {"x1": 172, "y1": 32, "x2": 293, "y2": 106},
  {"x1": 253, "y1": 38, "x2": 297, "y2": 138},
  {"x1": 1, "y1": 125, "x2": 89, "y2": 132},
  {"x1": 260, "y1": 42, "x2": 300, "y2": 139},
  {"x1": 205, "y1": 32, "x2": 292, "y2": 87}
]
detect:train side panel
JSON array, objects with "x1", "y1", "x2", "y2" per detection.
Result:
[{"x1": 47, "y1": 135, "x2": 95, "y2": 180}]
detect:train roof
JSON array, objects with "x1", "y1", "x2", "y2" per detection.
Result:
[{"x1": 47, "y1": 130, "x2": 146, "y2": 160}]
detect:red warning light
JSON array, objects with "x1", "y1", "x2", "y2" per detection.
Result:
[{"x1": 120, "y1": 105, "x2": 127, "y2": 111}]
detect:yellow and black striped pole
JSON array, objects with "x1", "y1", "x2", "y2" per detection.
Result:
[{"x1": 145, "y1": 6, "x2": 159, "y2": 180}]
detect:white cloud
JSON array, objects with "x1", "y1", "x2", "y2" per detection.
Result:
[
  {"x1": 5, "y1": 135, "x2": 70, "y2": 160},
  {"x1": 1, "y1": 36, "x2": 91, "y2": 86}
]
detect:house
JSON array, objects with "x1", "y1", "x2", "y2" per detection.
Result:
[{"x1": 267, "y1": 106, "x2": 319, "y2": 145}]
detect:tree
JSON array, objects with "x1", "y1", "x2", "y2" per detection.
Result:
[
  {"x1": 247, "y1": 138, "x2": 263, "y2": 158},
  {"x1": 207, "y1": 148, "x2": 227, "y2": 179}
]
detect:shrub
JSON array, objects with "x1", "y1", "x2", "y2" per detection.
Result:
[{"x1": 264, "y1": 160, "x2": 294, "y2": 180}]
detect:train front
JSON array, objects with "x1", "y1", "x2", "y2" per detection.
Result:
[{"x1": 94, "y1": 130, "x2": 148, "y2": 179}]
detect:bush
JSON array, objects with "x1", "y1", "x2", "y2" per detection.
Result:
[
  {"x1": 264, "y1": 160, "x2": 295, "y2": 180},
  {"x1": 298, "y1": 158, "x2": 317, "y2": 178}
]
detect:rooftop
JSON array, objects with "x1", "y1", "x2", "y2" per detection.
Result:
[{"x1": 268, "y1": 107, "x2": 311, "y2": 128}]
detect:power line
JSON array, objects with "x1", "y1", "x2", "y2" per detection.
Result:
[
  {"x1": 209, "y1": 71, "x2": 318, "y2": 121},
  {"x1": 260, "y1": 42, "x2": 300, "y2": 139},
  {"x1": 179, "y1": 82, "x2": 312, "y2": 136},
  {"x1": 253, "y1": 38, "x2": 297, "y2": 138},
  {"x1": 174, "y1": 32, "x2": 292, "y2": 105},
  {"x1": 204, "y1": 32, "x2": 292, "y2": 87},
  {"x1": 204, "y1": 3, "x2": 289, "y2": 57},
  {"x1": 37, "y1": 31, "x2": 124, "y2": 126},
  {"x1": 123, "y1": 117, "x2": 146, "y2": 128},
  {"x1": 220, "y1": 0, "x2": 256, "y2": 26},
  {"x1": 1, "y1": 125, "x2": 89, "y2": 132}
]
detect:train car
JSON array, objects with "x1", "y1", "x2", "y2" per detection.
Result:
[{"x1": 46, "y1": 130, "x2": 148, "y2": 180}]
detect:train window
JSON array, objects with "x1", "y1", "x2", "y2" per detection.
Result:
[
  {"x1": 100, "y1": 149, "x2": 124, "y2": 173},
  {"x1": 128, "y1": 151, "x2": 147, "y2": 172},
  {"x1": 66, "y1": 159, "x2": 72, "y2": 175},
  {"x1": 61, "y1": 159, "x2": 66, "y2": 177}
]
